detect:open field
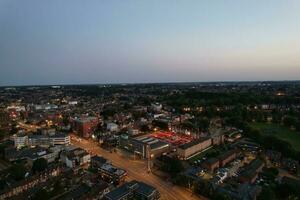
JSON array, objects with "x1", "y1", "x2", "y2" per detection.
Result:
[{"x1": 250, "y1": 122, "x2": 300, "y2": 151}]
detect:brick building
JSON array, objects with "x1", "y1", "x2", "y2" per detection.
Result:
[
  {"x1": 177, "y1": 137, "x2": 212, "y2": 160},
  {"x1": 72, "y1": 117, "x2": 99, "y2": 138}
]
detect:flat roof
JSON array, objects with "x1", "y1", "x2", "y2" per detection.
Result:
[
  {"x1": 217, "y1": 150, "x2": 236, "y2": 161},
  {"x1": 178, "y1": 137, "x2": 211, "y2": 150},
  {"x1": 101, "y1": 163, "x2": 126, "y2": 176},
  {"x1": 150, "y1": 140, "x2": 169, "y2": 150},
  {"x1": 204, "y1": 157, "x2": 219, "y2": 165},
  {"x1": 105, "y1": 180, "x2": 157, "y2": 200},
  {"x1": 134, "y1": 181, "x2": 157, "y2": 197}
]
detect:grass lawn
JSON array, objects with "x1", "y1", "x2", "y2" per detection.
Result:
[{"x1": 250, "y1": 122, "x2": 300, "y2": 151}]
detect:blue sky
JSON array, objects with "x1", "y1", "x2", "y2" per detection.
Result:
[{"x1": 1, "y1": 0, "x2": 300, "y2": 86}]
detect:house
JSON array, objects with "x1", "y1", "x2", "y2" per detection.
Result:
[
  {"x1": 61, "y1": 147, "x2": 91, "y2": 168},
  {"x1": 99, "y1": 163, "x2": 127, "y2": 185},
  {"x1": 216, "y1": 183, "x2": 261, "y2": 200},
  {"x1": 91, "y1": 155, "x2": 110, "y2": 169},
  {"x1": 239, "y1": 159, "x2": 264, "y2": 184},
  {"x1": 218, "y1": 150, "x2": 237, "y2": 167},
  {"x1": 128, "y1": 128, "x2": 139, "y2": 136},
  {"x1": 5, "y1": 146, "x2": 59, "y2": 163},
  {"x1": 202, "y1": 150, "x2": 238, "y2": 172},
  {"x1": 107, "y1": 122, "x2": 119, "y2": 132},
  {"x1": 202, "y1": 158, "x2": 220, "y2": 172},
  {"x1": 151, "y1": 103, "x2": 162, "y2": 112},
  {"x1": 0, "y1": 165, "x2": 62, "y2": 199}
]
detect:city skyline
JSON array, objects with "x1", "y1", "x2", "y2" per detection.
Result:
[{"x1": 1, "y1": 0, "x2": 300, "y2": 86}]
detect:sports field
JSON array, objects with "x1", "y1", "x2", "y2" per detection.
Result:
[{"x1": 250, "y1": 122, "x2": 300, "y2": 151}]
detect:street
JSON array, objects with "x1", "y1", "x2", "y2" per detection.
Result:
[{"x1": 70, "y1": 134, "x2": 204, "y2": 200}]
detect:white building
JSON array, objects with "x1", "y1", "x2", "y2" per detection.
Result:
[
  {"x1": 7, "y1": 105, "x2": 26, "y2": 112},
  {"x1": 13, "y1": 134, "x2": 28, "y2": 149},
  {"x1": 68, "y1": 101, "x2": 78, "y2": 105},
  {"x1": 61, "y1": 147, "x2": 91, "y2": 168},
  {"x1": 151, "y1": 103, "x2": 162, "y2": 112},
  {"x1": 128, "y1": 128, "x2": 139, "y2": 136},
  {"x1": 50, "y1": 133, "x2": 70, "y2": 145},
  {"x1": 28, "y1": 133, "x2": 70, "y2": 147},
  {"x1": 107, "y1": 123, "x2": 118, "y2": 132}
]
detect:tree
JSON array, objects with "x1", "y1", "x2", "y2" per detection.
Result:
[
  {"x1": 152, "y1": 120, "x2": 169, "y2": 131},
  {"x1": 32, "y1": 189, "x2": 50, "y2": 200},
  {"x1": 10, "y1": 163, "x2": 26, "y2": 181},
  {"x1": 0, "y1": 179, "x2": 6, "y2": 191},
  {"x1": 0, "y1": 143, "x2": 6, "y2": 158},
  {"x1": 257, "y1": 186, "x2": 277, "y2": 200},
  {"x1": 283, "y1": 116, "x2": 297, "y2": 128},
  {"x1": 212, "y1": 193, "x2": 232, "y2": 200},
  {"x1": 295, "y1": 120, "x2": 300, "y2": 132},
  {"x1": 140, "y1": 124, "x2": 150, "y2": 132},
  {"x1": 0, "y1": 130, "x2": 8, "y2": 140},
  {"x1": 195, "y1": 117, "x2": 210, "y2": 131},
  {"x1": 50, "y1": 180, "x2": 64, "y2": 196},
  {"x1": 62, "y1": 116, "x2": 69, "y2": 126},
  {"x1": 247, "y1": 127, "x2": 263, "y2": 143},
  {"x1": 32, "y1": 158, "x2": 48, "y2": 173},
  {"x1": 276, "y1": 183, "x2": 300, "y2": 200},
  {"x1": 263, "y1": 167, "x2": 279, "y2": 181},
  {"x1": 161, "y1": 157, "x2": 184, "y2": 176}
]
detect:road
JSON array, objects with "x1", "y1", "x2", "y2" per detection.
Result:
[
  {"x1": 70, "y1": 134, "x2": 205, "y2": 200},
  {"x1": 18, "y1": 122, "x2": 39, "y2": 132}
]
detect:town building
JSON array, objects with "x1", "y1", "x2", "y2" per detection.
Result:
[
  {"x1": 13, "y1": 134, "x2": 28, "y2": 149},
  {"x1": 5, "y1": 146, "x2": 59, "y2": 163},
  {"x1": 218, "y1": 150, "x2": 237, "y2": 167},
  {"x1": 131, "y1": 135, "x2": 170, "y2": 159},
  {"x1": 72, "y1": 117, "x2": 99, "y2": 138},
  {"x1": 151, "y1": 103, "x2": 162, "y2": 112},
  {"x1": 28, "y1": 133, "x2": 70, "y2": 147},
  {"x1": 107, "y1": 122, "x2": 119, "y2": 132},
  {"x1": 202, "y1": 158, "x2": 220, "y2": 172},
  {"x1": 50, "y1": 133, "x2": 70, "y2": 145},
  {"x1": 202, "y1": 150, "x2": 238, "y2": 172},
  {"x1": 211, "y1": 133, "x2": 225, "y2": 145},
  {"x1": 177, "y1": 137, "x2": 212, "y2": 159},
  {"x1": 60, "y1": 147, "x2": 91, "y2": 168},
  {"x1": 239, "y1": 159, "x2": 264, "y2": 184},
  {"x1": 128, "y1": 128, "x2": 139, "y2": 136},
  {"x1": 99, "y1": 163, "x2": 127, "y2": 185},
  {"x1": 105, "y1": 180, "x2": 160, "y2": 200},
  {"x1": 91, "y1": 155, "x2": 110, "y2": 169}
]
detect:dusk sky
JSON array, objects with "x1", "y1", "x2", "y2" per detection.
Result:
[{"x1": 1, "y1": 0, "x2": 300, "y2": 86}]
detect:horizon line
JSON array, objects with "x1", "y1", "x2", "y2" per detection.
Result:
[{"x1": 1, "y1": 79, "x2": 300, "y2": 88}]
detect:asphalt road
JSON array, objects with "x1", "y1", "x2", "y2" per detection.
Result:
[{"x1": 70, "y1": 134, "x2": 204, "y2": 200}]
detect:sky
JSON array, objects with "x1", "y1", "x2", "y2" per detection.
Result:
[{"x1": 1, "y1": 0, "x2": 300, "y2": 86}]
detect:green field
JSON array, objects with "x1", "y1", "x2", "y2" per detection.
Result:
[{"x1": 250, "y1": 122, "x2": 300, "y2": 151}]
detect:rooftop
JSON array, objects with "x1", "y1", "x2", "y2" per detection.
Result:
[
  {"x1": 217, "y1": 149, "x2": 236, "y2": 161},
  {"x1": 105, "y1": 180, "x2": 158, "y2": 200},
  {"x1": 178, "y1": 137, "x2": 211, "y2": 150},
  {"x1": 100, "y1": 163, "x2": 126, "y2": 176}
]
